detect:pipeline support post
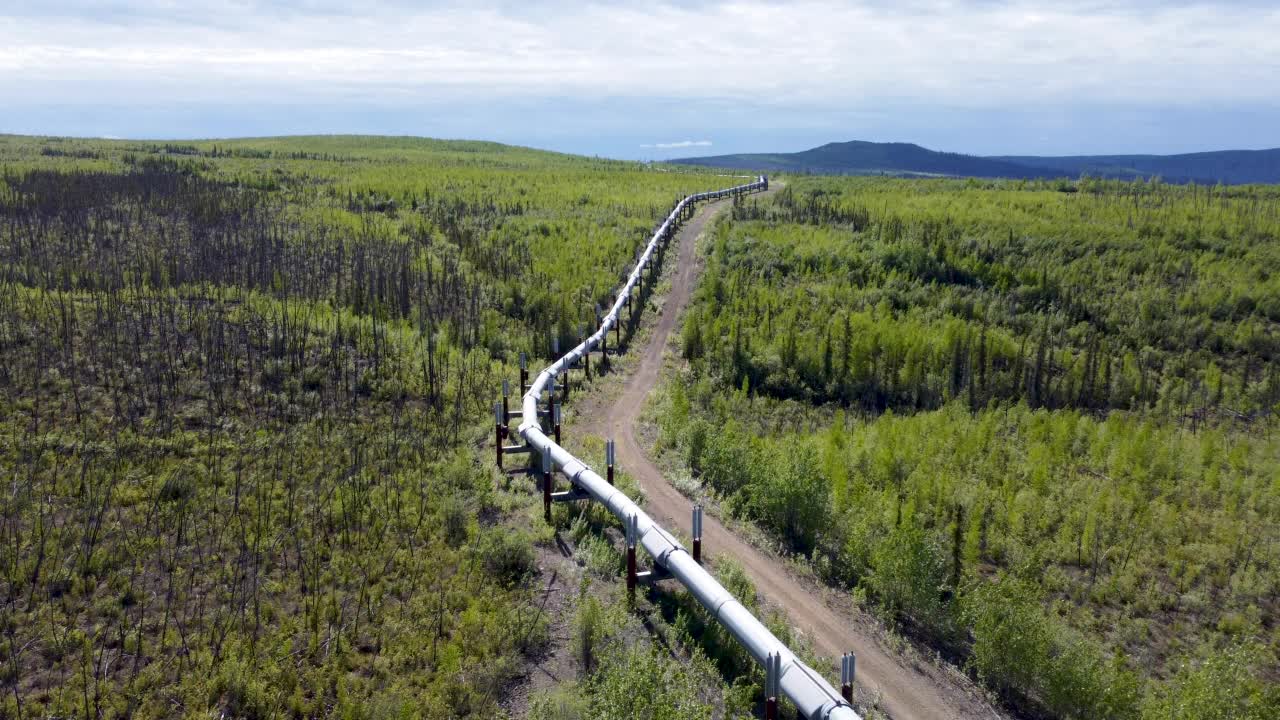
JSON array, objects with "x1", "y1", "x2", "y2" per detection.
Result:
[
  {"x1": 541, "y1": 449, "x2": 553, "y2": 523},
  {"x1": 566, "y1": 336, "x2": 576, "y2": 402},
  {"x1": 553, "y1": 403, "x2": 562, "y2": 445},
  {"x1": 597, "y1": 310, "x2": 605, "y2": 352},
  {"x1": 625, "y1": 513, "x2": 638, "y2": 601},
  {"x1": 519, "y1": 352, "x2": 528, "y2": 394},
  {"x1": 692, "y1": 504, "x2": 703, "y2": 564},
  {"x1": 545, "y1": 378, "x2": 557, "y2": 433},
  {"x1": 765, "y1": 651, "x2": 780, "y2": 720},
  {"x1": 841, "y1": 653, "x2": 856, "y2": 704},
  {"x1": 494, "y1": 401, "x2": 504, "y2": 470},
  {"x1": 501, "y1": 378, "x2": 511, "y2": 431},
  {"x1": 606, "y1": 439, "x2": 615, "y2": 485}
]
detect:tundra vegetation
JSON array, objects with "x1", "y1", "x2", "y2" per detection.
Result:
[
  {"x1": 660, "y1": 176, "x2": 1280, "y2": 718},
  {"x1": 0, "y1": 134, "x2": 739, "y2": 718}
]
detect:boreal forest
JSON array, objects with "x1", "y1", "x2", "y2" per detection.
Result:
[
  {"x1": 3, "y1": 134, "x2": 1278, "y2": 720},
  {"x1": 0, "y1": 135, "x2": 756, "y2": 719},
  {"x1": 659, "y1": 176, "x2": 1280, "y2": 718}
]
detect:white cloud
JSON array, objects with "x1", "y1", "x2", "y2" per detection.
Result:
[
  {"x1": 1, "y1": 2, "x2": 1277, "y2": 111},
  {"x1": 642, "y1": 140, "x2": 713, "y2": 149}
]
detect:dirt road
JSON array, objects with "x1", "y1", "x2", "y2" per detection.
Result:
[{"x1": 586, "y1": 196, "x2": 1001, "y2": 720}]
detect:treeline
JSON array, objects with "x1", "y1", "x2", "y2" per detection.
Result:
[
  {"x1": 118, "y1": 142, "x2": 362, "y2": 162},
  {"x1": 687, "y1": 181, "x2": 1280, "y2": 423}
]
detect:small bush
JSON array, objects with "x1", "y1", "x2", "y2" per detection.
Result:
[
  {"x1": 529, "y1": 686, "x2": 589, "y2": 720},
  {"x1": 867, "y1": 523, "x2": 951, "y2": 634},
  {"x1": 576, "y1": 532, "x2": 621, "y2": 578},
  {"x1": 158, "y1": 469, "x2": 195, "y2": 503},
  {"x1": 481, "y1": 528, "x2": 535, "y2": 586},
  {"x1": 440, "y1": 494, "x2": 469, "y2": 548},
  {"x1": 575, "y1": 595, "x2": 605, "y2": 672},
  {"x1": 1142, "y1": 641, "x2": 1280, "y2": 720},
  {"x1": 587, "y1": 642, "x2": 714, "y2": 720},
  {"x1": 965, "y1": 575, "x2": 1141, "y2": 718}
]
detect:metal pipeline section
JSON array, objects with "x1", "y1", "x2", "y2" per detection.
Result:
[{"x1": 517, "y1": 177, "x2": 860, "y2": 720}]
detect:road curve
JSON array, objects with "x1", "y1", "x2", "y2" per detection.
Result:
[{"x1": 590, "y1": 196, "x2": 1001, "y2": 720}]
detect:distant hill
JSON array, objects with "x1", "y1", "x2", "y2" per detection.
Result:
[
  {"x1": 991, "y1": 149, "x2": 1280, "y2": 185},
  {"x1": 672, "y1": 140, "x2": 1280, "y2": 184}
]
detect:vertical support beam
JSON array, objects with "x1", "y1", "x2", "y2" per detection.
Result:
[
  {"x1": 574, "y1": 323, "x2": 586, "y2": 382},
  {"x1": 626, "y1": 512, "x2": 638, "y2": 600},
  {"x1": 501, "y1": 378, "x2": 511, "y2": 429},
  {"x1": 519, "y1": 352, "x2": 528, "y2": 394},
  {"x1": 597, "y1": 308, "x2": 606, "y2": 358},
  {"x1": 494, "y1": 401, "x2": 504, "y2": 470},
  {"x1": 775, "y1": 652, "x2": 783, "y2": 713},
  {"x1": 841, "y1": 653, "x2": 855, "y2": 704},
  {"x1": 692, "y1": 504, "x2": 703, "y2": 564},
  {"x1": 765, "y1": 652, "x2": 780, "y2": 720},
  {"x1": 606, "y1": 439, "x2": 615, "y2": 485},
  {"x1": 542, "y1": 450, "x2": 553, "y2": 523},
  {"x1": 553, "y1": 403, "x2": 562, "y2": 445},
  {"x1": 546, "y1": 382, "x2": 556, "y2": 435}
]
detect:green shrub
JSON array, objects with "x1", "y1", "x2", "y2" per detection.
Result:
[
  {"x1": 481, "y1": 528, "x2": 536, "y2": 587},
  {"x1": 587, "y1": 642, "x2": 713, "y2": 720},
  {"x1": 440, "y1": 493, "x2": 469, "y2": 548},
  {"x1": 966, "y1": 576, "x2": 1142, "y2": 718},
  {"x1": 745, "y1": 440, "x2": 831, "y2": 555},
  {"x1": 964, "y1": 577, "x2": 1053, "y2": 700},
  {"x1": 575, "y1": 595, "x2": 606, "y2": 672},
  {"x1": 573, "y1": 530, "x2": 622, "y2": 578},
  {"x1": 684, "y1": 418, "x2": 710, "y2": 476},
  {"x1": 215, "y1": 657, "x2": 272, "y2": 720},
  {"x1": 1142, "y1": 641, "x2": 1280, "y2": 720},
  {"x1": 529, "y1": 686, "x2": 589, "y2": 720},
  {"x1": 868, "y1": 523, "x2": 951, "y2": 634},
  {"x1": 1043, "y1": 633, "x2": 1140, "y2": 719}
]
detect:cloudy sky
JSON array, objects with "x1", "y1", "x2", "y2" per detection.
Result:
[{"x1": 2, "y1": 1, "x2": 1278, "y2": 159}]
